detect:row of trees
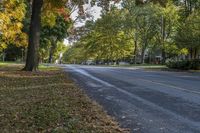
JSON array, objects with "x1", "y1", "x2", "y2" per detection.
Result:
[
  {"x1": 64, "y1": 0, "x2": 200, "y2": 65},
  {"x1": 1, "y1": 0, "x2": 199, "y2": 69},
  {"x1": 1, "y1": 0, "x2": 120, "y2": 71},
  {"x1": 0, "y1": 0, "x2": 71, "y2": 67}
]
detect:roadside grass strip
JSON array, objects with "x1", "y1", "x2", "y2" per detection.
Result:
[{"x1": 0, "y1": 65, "x2": 128, "y2": 133}]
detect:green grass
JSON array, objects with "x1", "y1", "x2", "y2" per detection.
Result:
[
  {"x1": 130, "y1": 64, "x2": 166, "y2": 68},
  {"x1": 97, "y1": 64, "x2": 167, "y2": 69},
  {"x1": 189, "y1": 70, "x2": 200, "y2": 72},
  {"x1": 0, "y1": 61, "x2": 20, "y2": 66},
  {"x1": 38, "y1": 64, "x2": 60, "y2": 71},
  {"x1": 0, "y1": 65, "x2": 128, "y2": 133},
  {"x1": 0, "y1": 62, "x2": 59, "y2": 71}
]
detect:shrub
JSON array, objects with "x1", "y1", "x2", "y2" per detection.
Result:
[
  {"x1": 166, "y1": 59, "x2": 200, "y2": 70},
  {"x1": 190, "y1": 59, "x2": 200, "y2": 70}
]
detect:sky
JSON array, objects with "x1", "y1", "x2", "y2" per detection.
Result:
[
  {"x1": 64, "y1": 3, "x2": 102, "y2": 45},
  {"x1": 64, "y1": 1, "x2": 121, "y2": 45},
  {"x1": 72, "y1": 4, "x2": 102, "y2": 27}
]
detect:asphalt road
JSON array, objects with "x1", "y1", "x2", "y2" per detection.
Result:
[{"x1": 64, "y1": 65, "x2": 200, "y2": 133}]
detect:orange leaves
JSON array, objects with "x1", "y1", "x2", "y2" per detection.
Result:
[
  {"x1": 42, "y1": 0, "x2": 71, "y2": 27},
  {"x1": 44, "y1": 0, "x2": 68, "y2": 8},
  {"x1": 56, "y1": 8, "x2": 70, "y2": 21}
]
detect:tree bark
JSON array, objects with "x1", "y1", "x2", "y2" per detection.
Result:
[
  {"x1": 141, "y1": 37, "x2": 147, "y2": 64},
  {"x1": 194, "y1": 48, "x2": 197, "y2": 59},
  {"x1": 133, "y1": 32, "x2": 138, "y2": 64},
  {"x1": 2, "y1": 50, "x2": 5, "y2": 62},
  {"x1": 133, "y1": 39, "x2": 138, "y2": 64},
  {"x1": 161, "y1": 49, "x2": 166, "y2": 63},
  {"x1": 48, "y1": 46, "x2": 53, "y2": 63},
  {"x1": 48, "y1": 39, "x2": 57, "y2": 63},
  {"x1": 23, "y1": 0, "x2": 43, "y2": 71},
  {"x1": 190, "y1": 48, "x2": 193, "y2": 59},
  {"x1": 141, "y1": 46, "x2": 145, "y2": 64},
  {"x1": 161, "y1": 15, "x2": 166, "y2": 64}
]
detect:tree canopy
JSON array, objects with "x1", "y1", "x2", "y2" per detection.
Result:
[
  {"x1": 0, "y1": 0, "x2": 200, "y2": 69},
  {"x1": 64, "y1": 0, "x2": 200, "y2": 65},
  {"x1": 0, "y1": 0, "x2": 27, "y2": 51}
]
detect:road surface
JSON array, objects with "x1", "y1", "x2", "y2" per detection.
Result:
[{"x1": 64, "y1": 65, "x2": 200, "y2": 133}]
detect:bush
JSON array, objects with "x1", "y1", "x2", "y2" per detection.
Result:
[
  {"x1": 190, "y1": 59, "x2": 200, "y2": 70},
  {"x1": 166, "y1": 59, "x2": 200, "y2": 70}
]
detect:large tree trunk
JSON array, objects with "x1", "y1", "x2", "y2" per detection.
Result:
[{"x1": 23, "y1": 0, "x2": 43, "y2": 71}]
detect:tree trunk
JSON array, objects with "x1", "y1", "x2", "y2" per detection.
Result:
[
  {"x1": 141, "y1": 47, "x2": 145, "y2": 64},
  {"x1": 48, "y1": 47, "x2": 53, "y2": 63},
  {"x1": 190, "y1": 48, "x2": 193, "y2": 59},
  {"x1": 2, "y1": 50, "x2": 5, "y2": 62},
  {"x1": 161, "y1": 15, "x2": 166, "y2": 64},
  {"x1": 23, "y1": 0, "x2": 43, "y2": 71},
  {"x1": 48, "y1": 39, "x2": 57, "y2": 64},
  {"x1": 161, "y1": 49, "x2": 166, "y2": 64},
  {"x1": 141, "y1": 37, "x2": 147, "y2": 64},
  {"x1": 194, "y1": 48, "x2": 197, "y2": 59},
  {"x1": 133, "y1": 40, "x2": 138, "y2": 64}
]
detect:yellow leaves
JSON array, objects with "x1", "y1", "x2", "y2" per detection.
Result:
[
  {"x1": 0, "y1": 0, "x2": 27, "y2": 48},
  {"x1": 0, "y1": 12, "x2": 11, "y2": 30},
  {"x1": 16, "y1": 22, "x2": 23, "y2": 29},
  {"x1": 14, "y1": 32, "x2": 28, "y2": 47},
  {"x1": 41, "y1": 11, "x2": 57, "y2": 27},
  {"x1": 1, "y1": 22, "x2": 23, "y2": 41},
  {"x1": 0, "y1": 42, "x2": 7, "y2": 51},
  {"x1": 180, "y1": 48, "x2": 189, "y2": 55},
  {"x1": 12, "y1": 6, "x2": 26, "y2": 21},
  {"x1": 2, "y1": 0, "x2": 26, "y2": 21}
]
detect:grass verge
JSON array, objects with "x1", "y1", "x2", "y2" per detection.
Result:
[
  {"x1": 0, "y1": 64, "x2": 128, "y2": 133},
  {"x1": 92, "y1": 64, "x2": 166, "y2": 68}
]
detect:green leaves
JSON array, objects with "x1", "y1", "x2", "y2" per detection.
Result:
[
  {"x1": 175, "y1": 9, "x2": 200, "y2": 49},
  {"x1": 40, "y1": 15, "x2": 71, "y2": 62},
  {"x1": 64, "y1": 7, "x2": 134, "y2": 63},
  {"x1": 64, "y1": 0, "x2": 200, "y2": 64},
  {"x1": 44, "y1": 0, "x2": 68, "y2": 8}
]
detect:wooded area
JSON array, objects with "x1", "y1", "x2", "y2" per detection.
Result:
[{"x1": 0, "y1": 0, "x2": 200, "y2": 71}]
